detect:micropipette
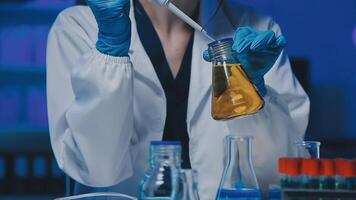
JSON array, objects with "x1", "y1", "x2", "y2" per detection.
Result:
[{"x1": 152, "y1": 0, "x2": 215, "y2": 41}]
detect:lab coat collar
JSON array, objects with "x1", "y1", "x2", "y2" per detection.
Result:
[
  {"x1": 186, "y1": 33, "x2": 212, "y2": 131},
  {"x1": 128, "y1": 0, "x2": 165, "y2": 95},
  {"x1": 127, "y1": 0, "x2": 223, "y2": 131}
]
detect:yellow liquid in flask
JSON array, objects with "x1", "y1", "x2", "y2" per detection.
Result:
[{"x1": 212, "y1": 63, "x2": 264, "y2": 120}]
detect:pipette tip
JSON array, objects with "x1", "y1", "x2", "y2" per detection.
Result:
[{"x1": 202, "y1": 30, "x2": 216, "y2": 42}]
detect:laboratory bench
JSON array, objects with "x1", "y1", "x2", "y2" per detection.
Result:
[{"x1": 0, "y1": 195, "x2": 58, "y2": 200}]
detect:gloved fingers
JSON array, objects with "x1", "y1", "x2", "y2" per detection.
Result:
[
  {"x1": 271, "y1": 35, "x2": 287, "y2": 49},
  {"x1": 86, "y1": 0, "x2": 129, "y2": 6},
  {"x1": 203, "y1": 50, "x2": 212, "y2": 62},
  {"x1": 237, "y1": 50, "x2": 276, "y2": 74},
  {"x1": 86, "y1": 0, "x2": 130, "y2": 13},
  {"x1": 235, "y1": 27, "x2": 255, "y2": 38},
  {"x1": 232, "y1": 27, "x2": 257, "y2": 54},
  {"x1": 250, "y1": 30, "x2": 276, "y2": 51}
]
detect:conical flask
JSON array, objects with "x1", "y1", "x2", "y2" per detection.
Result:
[
  {"x1": 208, "y1": 38, "x2": 264, "y2": 120},
  {"x1": 139, "y1": 141, "x2": 183, "y2": 200},
  {"x1": 180, "y1": 169, "x2": 200, "y2": 200},
  {"x1": 216, "y1": 136, "x2": 261, "y2": 200}
]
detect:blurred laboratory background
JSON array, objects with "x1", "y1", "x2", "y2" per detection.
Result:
[{"x1": 0, "y1": 0, "x2": 355, "y2": 199}]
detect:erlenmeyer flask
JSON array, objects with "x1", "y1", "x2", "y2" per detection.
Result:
[
  {"x1": 216, "y1": 136, "x2": 261, "y2": 200},
  {"x1": 139, "y1": 141, "x2": 183, "y2": 200},
  {"x1": 208, "y1": 38, "x2": 264, "y2": 120},
  {"x1": 295, "y1": 141, "x2": 321, "y2": 158},
  {"x1": 180, "y1": 169, "x2": 200, "y2": 200}
]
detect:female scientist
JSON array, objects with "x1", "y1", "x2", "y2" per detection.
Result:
[{"x1": 47, "y1": 0, "x2": 310, "y2": 198}]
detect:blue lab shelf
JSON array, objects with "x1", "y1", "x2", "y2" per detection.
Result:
[
  {"x1": 0, "y1": 66, "x2": 46, "y2": 84},
  {"x1": 0, "y1": 125, "x2": 50, "y2": 153},
  {"x1": 0, "y1": 125, "x2": 48, "y2": 134},
  {"x1": 0, "y1": 3, "x2": 68, "y2": 26},
  {"x1": 0, "y1": 65, "x2": 45, "y2": 74}
]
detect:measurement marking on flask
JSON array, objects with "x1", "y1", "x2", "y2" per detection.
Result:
[{"x1": 212, "y1": 64, "x2": 263, "y2": 120}]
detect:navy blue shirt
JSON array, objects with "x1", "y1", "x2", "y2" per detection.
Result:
[{"x1": 134, "y1": 1, "x2": 193, "y2": 169}]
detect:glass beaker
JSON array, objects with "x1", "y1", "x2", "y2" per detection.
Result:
[
  {"x1": 54, "y1": 193, "x2": 137, "y2": 200},
  {"x1": 180, "y1": 169, "x2": 200, "y2": 200},
  {"x1": 217, "y1": 136, "x2": 261, "y2": 200},
  {"x1": 208, "y1": 38, "x2": 264, "y2": 120},
  {"x1": 139, "y1": 141, "x2": 183, "y2": 200},
  {"x1": 295, "y1": 141, "x2": 321, "y2": 158}
]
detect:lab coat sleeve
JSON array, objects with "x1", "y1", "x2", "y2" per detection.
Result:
[
  {"x1": 265, "y1": 50, "x2": 310, "y2": 138},
  {"x1": 265, "y1": 20, "x2": 310, "y2": 138},
  {"x1": 226, "y1": 7, "x2": 310, "y2": 137},
  {"x1": 226, "y1": 46, "x2": 310, "y2": 193},
  {"x1": 46, "y1": 8, "x2": 135, "y2": 187},
  {"x1": 250, "y1": 20, "x2": 310, "y2": 193}
]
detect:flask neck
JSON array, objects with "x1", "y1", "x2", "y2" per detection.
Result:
[
  {"x1": 227, "y1": 136, "x2": 253, "y2": 163},
  {"x1": 208, "y1": 38, "x2": 237, "y2": 63},
  {"x1": 150, "y1": 144, "x2": 182, "y2": 168},
  {"x1": 221, "y1": 135, "x2": 260, "y2": 189}
]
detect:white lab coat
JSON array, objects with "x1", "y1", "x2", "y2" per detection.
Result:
[{"x1": 47, "y1": 1, "x2": 310, "y2": 199}]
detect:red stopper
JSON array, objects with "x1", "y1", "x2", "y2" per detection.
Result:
[
  {"x1": 286, "y1": 158, "x2": 301, "y2": 176},
  {"x1": 301, "y1": 158, "x2": 320, "y2": 176},
  {"x1": 278, "y1": 157, "x2": 288, "y2": 174},
  {"x1": 320, "y1": 159, "x2": 335, "y2": 176},
  {"x1": 335, "y1": 158, "x2": 347, "y2": 176},
  {"x1": 343, "y1": 160, "x2": 354, "y2": 178}
]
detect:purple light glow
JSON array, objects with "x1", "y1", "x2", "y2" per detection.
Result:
[
  {"x1": 353, "y1": 26, "x2": 356, "y2": 47},
  {"x1": 27, "y1": 87, "x2": 48, "y2": 126},
  {"x1": 0, "y1": 87, "x2": 21, "y2": 125}
]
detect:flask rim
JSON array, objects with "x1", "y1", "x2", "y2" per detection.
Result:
[
  {"x1": 219, "y1": 188, "x2": 261, "y2": 198},
  {"x1": 151, "y1": 140, "x2": 181, "y2": 146},
  {"x1": 208, "y1": 38, "x2": 233, "y2": 47},
  {"x1": 226, "y1": 135, "x2": 253, "y2": 141},
  {"x1": 208, "y1": 38, "x2": 236, "y2": 62},
  {"x1": 295, "y1": 140, "x2": 321, "y2": 146}
]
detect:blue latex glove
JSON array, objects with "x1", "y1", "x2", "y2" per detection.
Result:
[
  {"x1": 86, "y1": 0, "x2": 131, "y2": 56},
  {"x1": 204, "y1": 27, "x2": 287, "y2": 96}
]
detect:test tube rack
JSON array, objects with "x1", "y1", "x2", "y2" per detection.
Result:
[{"x1": 282, "y1": 188, "x2": 356, "y2": 199}]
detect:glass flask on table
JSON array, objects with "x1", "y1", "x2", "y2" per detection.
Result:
[
  {"x1": 208, "y1": 38, "x2": 264, "y2": 120},
  {"x1": 295, "y1": 141, "x2": 321, "y2": 158},
  {"x1": 180, "y1": 169, "x2": 200, "y2": 200},
  {"x1": 54, "y1": 192, "x2": 137, "y2": 200},
  {"x1": 217, "y1": 136, "x2": 261, "y2": 200},
  {"x1": 139, "y1": 141, "x2": 183, "y2": 200}
]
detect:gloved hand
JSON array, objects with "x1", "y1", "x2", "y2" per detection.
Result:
[
  {"x1": 204, "y1": 27, "x2": 287, "y2": 96},
  {"x1": 86, "y1": 0, "x2": 131, "y2": 56}
]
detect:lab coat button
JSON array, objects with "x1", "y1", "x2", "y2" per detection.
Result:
[{"x1": 130, "y1": 135, "x2": 138, "y2": 145}]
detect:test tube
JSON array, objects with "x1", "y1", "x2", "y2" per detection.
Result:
[
  {"x1": 295, "y1": 141, "x2": 321, "y2": 158},
  {"x1": 320, "y1": 159, "x2": 336, "y2": 190},
  {"x1": 343, "y1": 160, "x2": 355, "y2": 190},
  {"x1": 278, "y1": 158, "x2": 288, "y2": 188},
  {"x1": 0, "y1": 156, "x2": 6, "y2": 193},
  {"x1": 300, "y1": 159, "x2": 320, "y2": 189},
  {"x1": 286, "y1": 158, "x2": 301, "y2": 189},
  {"x1": 335, "y1": 158, "x2": 347, "y2": 190},
  {"x1": 353, "y1": 160, "x2": 356, "y2": 190}
]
